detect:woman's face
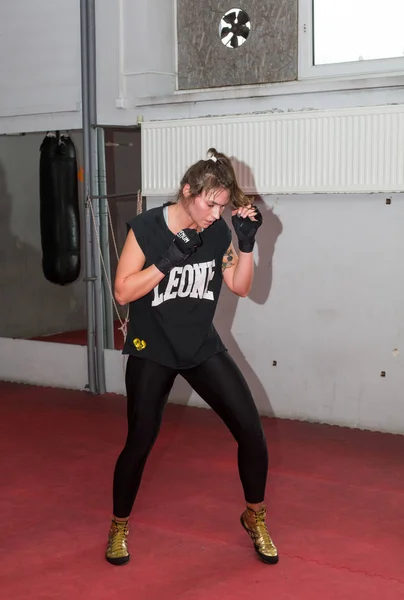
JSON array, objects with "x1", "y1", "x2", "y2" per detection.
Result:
[{"x1": 184, "y1": 186, "x2": 230, "y2": 230}]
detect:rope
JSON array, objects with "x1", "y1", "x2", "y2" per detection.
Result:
[{"x1": 88, "y1": 189, "x2": 143, "y2": 343}]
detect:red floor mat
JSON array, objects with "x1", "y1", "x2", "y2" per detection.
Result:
[
  {"x1": 30, "y1": 321, "x2": 125, "y2": 350},
  {"x1": 1, "y1": 381, "x2": 403, "y2": 599}
]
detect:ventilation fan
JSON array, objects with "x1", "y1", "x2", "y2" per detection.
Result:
[{"x1": 220, "y1": 9, "x2": 251, "y2": 49}]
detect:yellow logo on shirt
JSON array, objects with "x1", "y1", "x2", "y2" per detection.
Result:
[{"x1": 133, "y1": 338, "x2": 147, "y2": 351}]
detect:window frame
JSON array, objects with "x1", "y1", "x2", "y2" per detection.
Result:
[{"x1": 298, "y1": 0, "x2": 404, "y2": 80}]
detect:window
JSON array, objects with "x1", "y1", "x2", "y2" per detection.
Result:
[{"x1": 299, "y1": 0, "x2": 404, "y2": 78}]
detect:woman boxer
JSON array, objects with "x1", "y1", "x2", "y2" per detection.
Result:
[{"x1": 106, "y1": 148, "x2": 278, "y2": 566}]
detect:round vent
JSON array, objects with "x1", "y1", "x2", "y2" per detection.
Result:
[{"x1": 219, "y1": 9, "x2": 251, "y2": 49}]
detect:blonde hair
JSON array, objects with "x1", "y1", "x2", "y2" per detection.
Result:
[{"x1": 175, "y1": 148, "x2": 250, "y2": 208}]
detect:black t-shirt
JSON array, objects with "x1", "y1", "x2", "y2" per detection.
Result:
[{"x1": 122, "y1": 206, "x2": 232, "y2": 369}]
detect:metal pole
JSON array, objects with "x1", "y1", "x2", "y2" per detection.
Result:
[
  {"x1": 80, "y1": 0, "x2": 97, "y2": 394},
  {"x1": 97, "y1": 127, "x2": 115, "y2": 349},
  {"x1": 89, "y1": 192, "x2": 140, "y2": 200},
  {"x1": 88, "y1": 0, "x2": 106, "y2": 393}
]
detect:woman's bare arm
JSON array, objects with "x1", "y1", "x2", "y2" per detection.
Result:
[{"x1": 114, "y1": 230, "x2": 165, "y2": 305}]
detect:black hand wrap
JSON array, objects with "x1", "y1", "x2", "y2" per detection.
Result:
[
  {"x1": 155, "y1": 228, "x2": 202, "y2": 275},
  {"x1": 232, "y1": 207, "x2": 263, "y2": 253}
]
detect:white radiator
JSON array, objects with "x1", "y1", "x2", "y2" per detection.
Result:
[{"x1": 141, "y1": 105, "x2": 404, "y2": 196}]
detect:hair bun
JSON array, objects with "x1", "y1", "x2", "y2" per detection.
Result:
[{"x1": 206, "y1": 148, "x2": 218, "y2": 162}]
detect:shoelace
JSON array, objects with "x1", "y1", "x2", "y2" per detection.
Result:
[
  {"x1": 109, "y1": 522, "x2": 128, "y2": 554},
  {"x1": 253, "y1": 511, "x2": 273, "y2": 545},
  {"x1": 246, "y1": 509, "x2": 276, "y2": 551}
]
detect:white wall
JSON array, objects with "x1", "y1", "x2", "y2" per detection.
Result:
[
  {"x1": 222, "y1": 193, "x2": 403, "y2": 434},
  {"x1": 1, "y1": 1, "x2": 403, "y2": 436},
  {"x1": 105, "y1": 193, "x2": 404, "y2": 434},
  {"x1": 0, "y1": 133, "x2": 87, "y2": 339},
  {"x1": 94, "y1": 0, "x2": 404, "y2": 124},
  {"x1": 0, "y1": 0, "x2": 177, "y2": 132},
  {"x1": 122, "y1": 1, "x2": 176, "y2": 99},
  {"x1": 0, "y1": 338, "x2": 88, "y2": 390},
  {"x1": 137, "y1": 77, "x2": 404, "y2": 122},
  {"x1": 95, "y1": 0, "x2": 176, "y2": 126},
  {"x1": 2, "y1": 1, "x2": 402, "y2": 132},
  {"x1": 0, "y1": 1, "x2": 82, "y2": 134}
]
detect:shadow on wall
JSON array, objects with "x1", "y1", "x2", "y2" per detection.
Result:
[
  {"x1": 216, "y1": 199, "x2": 283, "y2": 416},
  {"x1": 217, "y1": 157, "x2": 283, "y2": 418},
  {"x1": 0, "y1": 156, "x2": 85, "y2": 340},
  {"x1": 172, "y1": 157, "x2": 284, "y2": 419}
]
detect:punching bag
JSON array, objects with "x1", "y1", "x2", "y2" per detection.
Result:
[{"x1": 39, "y1": 132, "x2": 81, "y2": 285}]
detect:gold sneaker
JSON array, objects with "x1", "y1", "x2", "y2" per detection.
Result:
[
  {"x1": 106, "y1": 519, "x2": 130, "y2": 566},
  {"x1": 240, "y1": 506, "x2": 278, "y2": 564}
]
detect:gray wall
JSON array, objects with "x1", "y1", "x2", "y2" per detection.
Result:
[
  {"x1": 145, "y1": 193, "x2": 404, "y2": 433},
  {"x1": 104, "y1": 128, "x2": 142, "y2": 290},
  {"x1": 0, "y1": 132, "x2": 86, "y2": 339},
  {"x1": 177, "y1": 0, "x2": 298, "y2": 89},
  {"x1": 0, "y1": 128, "x2": 142, "y2": 341}
]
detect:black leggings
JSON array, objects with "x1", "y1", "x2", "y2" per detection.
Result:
[{"x1": 112, "y1": 351, "x2": 268, "y2": 518}]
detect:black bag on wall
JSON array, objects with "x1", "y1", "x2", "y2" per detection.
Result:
[{"x1": 39, "y1": 133, "x2": 81, "y2": 285}]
